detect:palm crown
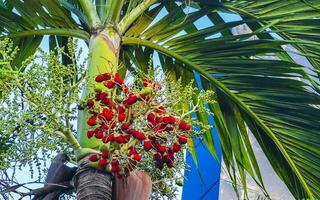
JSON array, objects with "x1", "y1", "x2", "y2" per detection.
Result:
[{"x1": 0, "y1": 0, "x2": 319, "y2": 199}]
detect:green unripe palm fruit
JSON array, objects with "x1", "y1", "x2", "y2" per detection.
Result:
[
  {"x1": 115, "y1": 96, "x2": 124, "y2": 103},
  {"x1": 140, "y1": 87, "x2": 153, "y2": 96},
  {"x1": 175, "y1": 178, "x2": 184, "y2": 186},
  {"x1": 94, "y1": 84, "x2": 103, "y2": 92}
]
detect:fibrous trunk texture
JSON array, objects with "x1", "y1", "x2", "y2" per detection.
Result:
[{"x1": 74, "y1": 166, "x2": 113, "y2": 200}]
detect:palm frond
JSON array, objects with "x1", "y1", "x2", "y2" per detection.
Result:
[
  {"x1": 121, "y1": 1, "x2": 320, "y2": 199},
  {"x1": 0, "y1": 0, "x2": 88, "y2": 69}
]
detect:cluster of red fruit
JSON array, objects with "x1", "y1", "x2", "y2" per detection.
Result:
[{"x1": 81, "y1": 72, "x2": 192, "y2": 178}]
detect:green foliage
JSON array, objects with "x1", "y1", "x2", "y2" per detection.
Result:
[{"x1": 0, "y1": 38, "x2": 85, "y2": 177}]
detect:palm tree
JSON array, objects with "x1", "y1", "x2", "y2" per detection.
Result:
[{"x1": 0, "y1": 0, "x2": 319, "y2": 199}]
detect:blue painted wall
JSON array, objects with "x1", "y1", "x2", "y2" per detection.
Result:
[
  {"x1": 182, "y1": 73, "x2": 222, "y2": 200},
  {"x1": 182, "y1": 124, "x2": 221, "y2": 200}
]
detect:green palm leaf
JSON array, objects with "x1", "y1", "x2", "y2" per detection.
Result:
[{"x1": 121, "y1": 1, "x2": 320, "y2": 199}]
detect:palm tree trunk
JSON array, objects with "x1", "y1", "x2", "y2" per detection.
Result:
[
  {"x1": 75, "y1": 29, "x2": 152, "y2": 200},
  {"x1": 74, "y1": 166, "x2": 113, "y2": 200},
  {"x1": 76, "y1": 30, "x2": 120, "y2": 200}
]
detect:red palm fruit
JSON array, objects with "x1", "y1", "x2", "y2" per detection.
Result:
[
  {"x1": 167, "y1": 161, "x2": 174, "y2": 168},
  {"x1": 110, "y1": 121, "x2": 116, "y2": 129},
  {"x1": 101, "y1": 97, "x2": 110, "y2": 105},
  {"x1": 118, "y1": 113, "x2": 126, "y2": 122},
  {"x1": 94, "y1": 131, "x2": 104, "y2": 139},
  {"x1": 168, "y1": 116, "x2": 176, "y2": 124},
  {"x1": 179, "y1": 120, "x2": 187, "y2": 130},
  {"x1": 147, "y1": 113, "x2": 156, "y2": 122},
  {"x1": 87, "y1": 117, "x2": 97, "y2": 126},
  {"x1": 114, "y1": 72, "x2": 124, "y2": 85},
  {"x1": 100, "y1": 92, "x2": 108, "y2": 100},
  {"x1": 123, "y1": 86, "x2": 129, "y2": 94},
  {"x1": 102, "y1": 73, "x2": 112, "y2": 81},
  {"x1": 102, "y1": 109, "x2": 113, "y2": 121},
  {"x1": 148, "y1": 121, "x2": 157, "y2": 128},
  {"x1": 104, "y1": 112, "x2": 114, "y2": 121},
  {"x1": 97, "y1": 113, "x2": 104, "y2": 120},
  {"x1": 87, "y1": 130, "x2": 94, "y2": 138},
  {"x1": 95, "y1": 74, "x2": 105, "y2": 82},
  {"x1": 101, "y1": 151, "x2": 108, "y2": 159},
  {"x1": 102, "y1": 135, "x2": 108, "y2": 143},
  {"x1": 105, "y1": 80, "x2": 115, "y2": 88},
  {"x1": 123, "y1": 135, "x2": 130, "y2": 143},
  {"x1": 98, "y1": 159, "x2": 108, "y2": 169},
  {"x1": 88, "y1": 154, "x2": 99, "y2": 162},
  {"x1": 86, "y1": 100, "x2": 94, "y2": 108},
  {"x1": 143, "y1": 140, "x2": 152, "y2": 151},
  {"x1": 160, "y1": 124, "x2": 167, "y2": 130},
  {"x1": 163, "y1": 154, "x2": 171, "y2": 163},
  {"x1": 172, "y1": 143, "x2": 181, "y2": 153},
  {"x1": 115, "y1": 135, "x2": 125, "y2": 144},
  {"x1": 95, "y1": 73, "x2": 111, "y2": 82},
  {"x1": 100, "y1": 122, "x2": 108, "y2": 130},
  {"x1": 143, "y1": 79, "x2": 151, "y2": 87},
  {"x1": 127, "y1": 128, "x2": 137, "y2": 135},
  {"x1": 111, "y1": 158, "x2": 119, "y2": 166},
  {"x1": 95, "y1": 93, "x2": 101, "y2": 100},
  {"x1": 117, "y1": 106, "x2": 125, "y2": 114},
  {"x1": 153, "y1": 153, "x2": 161, "y2": 161},
  {"x1": 156, "y1": 106, "x2": 165, "y2": 114},
  {"x1": 157, "y1": 145, "x2": 166, "y2": 154},
  {"x1": 184, "y1": 124, "x2": 192, "y2": 131},
  {"x1": 110, "y1": 133, "x2": 116, "y2": 141},
  {"x1": 138, "y1": 94, "x2": 145, "y2": 101},
  {"x1": 135, "y1": 132, "x2": 146, "y2": 141},
  {"x1": 140, "y1": 94, "x2": 151, "y2": 102},
  {"x1": 153, "y1": 142, "x2": 160, "y2": 149},
  {"x1": 162, "y1": 116, "x2": 169, "y2": 124},
  {"x1": 169, "y1": 153, "x2": 175, "y2": 162},
  {"x1": 105, "y1": 133, "x2": 115, "y2": 142},
  {"x1": 145, "y1": 96, "x2": 151, "y2": 102},
  {"x1": 90, "y1": 110, "x2": 98, "y2": 116},
  {"x1": 128, "y1": 146, "x2": 136, "y2": 156},
  {"x1": 156, "y1": 116, "x2": 163, "y2": 124},
  {"x1": 178, "y1": 134, "x2": 188, "y2": 144},
  {"x1": 153, "y1": 127, "x2": 161, "y2": 133},
  {"x1": 131, "y1": 153, "x2": 142, "y2": 161},
  {"x1": 165, "y1": 126, "x2": 174, "y2": 131},
  {"x1": 126, "y1": 94, "x2": 138, "y2": 105},
  {"x1": 120, "y1": 122, "x2": 130, "y2": 130},
  {"x1": 111, "y1": 165, "x2": 120, "y2": 173}
]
